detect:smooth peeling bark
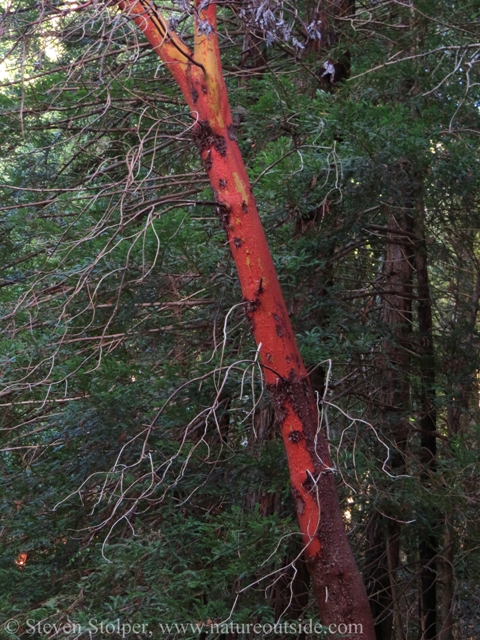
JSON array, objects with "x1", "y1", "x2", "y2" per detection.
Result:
[{"x1": 117, "y1": 2, "x2": 375, "y2": 635}]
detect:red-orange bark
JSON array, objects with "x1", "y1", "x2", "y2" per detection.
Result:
[{"x1": 117, "y1": 2, "x2": 375, "y2": 635}]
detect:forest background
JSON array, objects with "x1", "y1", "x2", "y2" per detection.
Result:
[{"x1": 0, "y1": 1, "x2": 479, "y2": 639}]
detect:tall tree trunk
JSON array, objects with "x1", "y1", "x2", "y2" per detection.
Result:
[
  {"x1": 365, "y1": 513, "x2": 394, "y2": 640},
  {"x1": 117, "y1": 1, "x2": 375, "y2": 636},
  {"x1": 383, "y1": 211, "x2": 414, "y2": 469},
  {"x1": 414, "y1": 195, "x2": 438, "y2": 640},
  {"x1": 366, "y1": 209, "x2": 413, "y2": 640}
]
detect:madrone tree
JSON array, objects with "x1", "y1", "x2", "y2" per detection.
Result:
[{"x1": 112, "y1": 0, "x2": 375, "y2": 634}]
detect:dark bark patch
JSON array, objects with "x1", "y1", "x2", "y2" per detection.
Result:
[
  {"x1": 194, "y1": 120, "x2": 227, "y2": 157},
  {"x1": 267, "y1": 369, "x2": 329, "y2": 470},
  {"x1": 203, "y1": 152, "x2": 213, "y2": 173},
  {"x1": 191, "y1": 88, "x2": 199, "y2": 103},
  {"x1": 227, "y1": 123, "x2": 237, "y2": 142},
  {"x1": 215, "y1": 204, "x2": 231, "y2": 230},
  {"x1": 233, "y1": 237, "x2": 242, "y2": 248},
  {"x1": 241, "y1": 200, "x2": 248, "y2": 214},
  {"x1": 244, "y1": 297, "x2": 261, "y2": 314},
  {"x1": 201, "y1": 84, "x2": 207, "y2": 94},
  {"x1": 273, "y1": 312, "x2": 284, "y2": 337},
  {"x1": 213, "y1": 189, "x2": 231, "y2": 230},
  {"x1": 288, "y1": 429, "x2": 304, "y2": 444},
  {"x1": 244, "y1": 297, "x2": 261, "y2": 333},
  {"x1": 285, "y1": 372, "x2": 316, "y2": 435},
  {"x1": 214, "y1": 135, "x2": 227, "y2": 157},
  {"x1": 218, "y1": 178, "x2": 227, "y2": 189},
  {"x1": 292, "y1": 487, "x2": 306, "y2": 516},
  {"x1": 266, "y1": 377, "x2": 288, "y2": 426}
]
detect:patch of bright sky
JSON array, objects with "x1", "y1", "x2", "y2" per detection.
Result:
[
  {"x1": 0, "y1": 63, "x2": 10, "y2": 82},
  {"x1": 44, "y1": 24, "x2": 65, "y2": 62},
  {"x1": 0, "y1": 4, "x2": 64, "y2": 82}
]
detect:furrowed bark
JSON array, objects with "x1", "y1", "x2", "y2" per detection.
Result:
[{"x1": 117, "y1": 1, "x2": 375, "y2": 635}]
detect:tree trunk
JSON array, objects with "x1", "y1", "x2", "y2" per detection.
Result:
[
  {"x1": 117, "y1": 1, "x2": 375, "y2": 635},
  {"x1": 383, "y1": 212, "x2": 414, "y2": 468},
  {"x1": 365, "y1": 513, "x2": 394, "y2": 640},
  {"x1": 366, "y1": 209, "x2": 413, "y2": 640},
  {"x1": 439, "y1": 516, "x2": 455, "y2": 640},
  {"x1": 414, "y1": 195, "x2": 438, "y2": 640}
]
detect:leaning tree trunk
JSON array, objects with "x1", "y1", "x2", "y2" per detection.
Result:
[{"x1": 117, "y1": 1, "x2": 375, "y2": 635}]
